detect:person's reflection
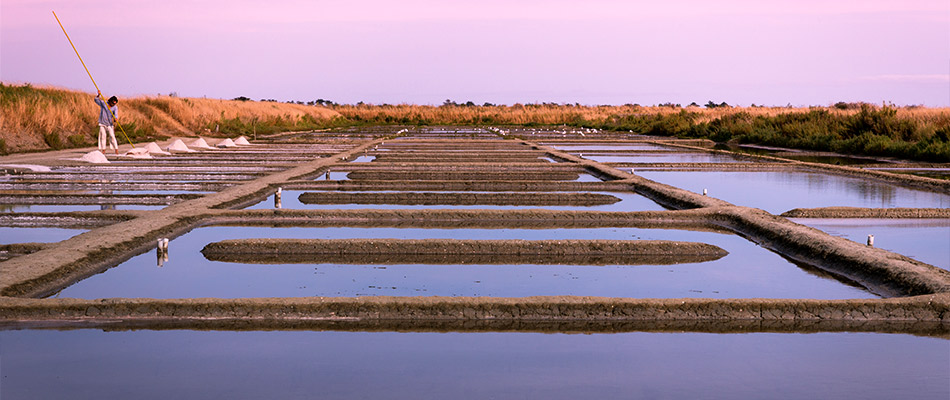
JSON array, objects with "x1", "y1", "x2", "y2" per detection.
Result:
[{"x1": 98, "y1": 182, "x2": 115, "y2": 210}]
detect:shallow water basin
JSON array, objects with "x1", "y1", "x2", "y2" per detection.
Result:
[
  {"x1": 0, "y1": 329, "x2": 945, "y2": 400},
  {"x1": 53, "y1": 226, "x2": 876, "y2": 299},
  {"x1": 0, "y1": 227, "x2": 87, "y2": 244},
  {"x1": 790, "y1": 218, "x2": 950, "y2": 270},
  {"x1": 637, "y1": 170, "x2": 950, "y2": 213},
  {"x1": 246, "y1": 190, "x2": 667, "y2": 212},
  {"x1": 576, "y1": 152, "x2": 750, "y2": 164}
]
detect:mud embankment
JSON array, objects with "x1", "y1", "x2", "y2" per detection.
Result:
[
  {"x1": 710, "y1": 207, "x2": 950, "y2": 297},
  {"x1": 0, "y1": 193, "x2": 204, "y2": 206},
  {"x1": 346, "y1": 171, "x2": 581, "y2": 181},
  {"x1": 296, "y1": 191, "x2": 621, "y2": 206},
  {"x1": 205, "y1": 208, "x2": 725, "y2": 230},
  {"x1": 0, "y1": 243, "x2": 50, "y2": 262},
  {"x1": 201, "y1": 238, "x2": 728, "y2": 266},
  {"x1": 2, "y1": 294, "x2": 948, "y2": 326},
  {"x1": 781, "y1": 207, "x2": 950, "y2": 219},
  {"x1": 287, "y1": 180, "x2": 633, "y2": 192}
]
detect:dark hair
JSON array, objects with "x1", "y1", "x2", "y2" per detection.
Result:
[{"x1": 108, "y1": 96, "x2": 118, "y2": 103}]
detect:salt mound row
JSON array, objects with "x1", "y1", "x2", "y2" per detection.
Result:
[
  {"x1": 0, "y1": 164, "x2": 52, "y2": 172},
  {"x1": 234, "y1": 136, "x2": 251, "y2": 145},
  {"x1": 166, "y1": 139, "x2": 195, "y2": 153},
  {"x1": 80, "y1": 150, "x2": 110, "y2": 164},
  {"x1": 216, "y1": 138, "x2": 237, "y2": 148},
  {"x1": 190, "y1": 138, "x2": 213, "y2": 149},
  {"x1": 145, "y1": 142, "x2": 170, "y2": 155},
  {"x1": 123, "y1": 147, "x2": 152, "y2": 159}
]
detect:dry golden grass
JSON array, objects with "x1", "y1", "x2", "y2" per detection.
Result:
[
  {"x1": 334, "y1": 103, "x2": 950, "y2": 126},
  {"x1": 0, "y1": 83, "x2": 340, "y2": 152}
]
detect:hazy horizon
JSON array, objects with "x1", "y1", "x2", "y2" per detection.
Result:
[{"x1": 2, "y1": 0, "x2": 948, "y2": 107}]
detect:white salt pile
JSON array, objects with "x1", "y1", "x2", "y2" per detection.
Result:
[
  {"x1": 234, "y1": 136, "x2": 251, "y2": 145},
  {"x1": 166, "y1": 139, "x2": 195, "y2": 153},
  {"x1": 145, "y1": 142, "x2": 170, "y2": 155},
  {"x1": 123, "y1": 147, "x2": 152, "y2": 159},
  {"x1": 80, "y1": 150, "x2": 110, "y2": 164},
  {"x1": 0, "y1": 164, "x2": 52, "y2": 172},
  {"x1": 216, "y1": 138, "x2": 237, "y2": 148},
  {"x1": 190, "y1": 138, "x2": 213, "y2": 149}
]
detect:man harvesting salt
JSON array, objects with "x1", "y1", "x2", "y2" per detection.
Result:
[{"x1": 94, "y1": 91, "x2": 119, "y2": 154}]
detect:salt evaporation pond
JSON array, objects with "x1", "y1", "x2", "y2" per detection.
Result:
[
  {"x1": 637, "y1": 170, "x2": 950, "y2": 213},
  {"x1": 1, "y1": 329, "x2": 946, "y2": 400},
  {"x1": 791, "y1": 218, "x2": 950, "y2": 270},
  {"x1": 247, "y1": 190, "x2": 668, "y2": 212},
  {"x1": 0, "y1": 227, "x2": 87, "y2": 244},
  {"x1": 54, "y1": 226, "x2": 876, "y2": 299}
]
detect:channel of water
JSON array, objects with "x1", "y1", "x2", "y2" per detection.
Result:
[{"x1": 0, "y1": 329, "x2": 945, "y2": 400}]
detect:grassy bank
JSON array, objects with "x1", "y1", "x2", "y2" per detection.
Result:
[
  {"x1": 0, "y1": 83, "x2": 344, "y2": 153},
  {"x1": 3, "y1": 83, "x2": 948, "y2": 162},
  {"x1": 335, "y1": 103, "x2": 950, "y2": 162}
]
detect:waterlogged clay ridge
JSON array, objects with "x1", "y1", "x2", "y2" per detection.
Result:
[
  {"x1": 346, "y1": 171, "x2": 581, "y2": 181},
  {"x1": 200, "y1": 238, "x2": 729, "y2": 265},
  {"x1": 291, "y1": 180, "x2": 627, "y2": 192},
  {"x1": 2, "y1": 295, "x2": 948, "y2": 326},
  {"x1": 781, "y1": 207, "x2": 950, "y2": 219},
  {"x1": 204, "y1": 252, "x2": 725, "y2": 265},
  {"x1": 204, "y1": 208, "x2": 726, "y2": 230},
  {"x1": 0, "y1": 243, "x2": 50, "y2": 261},
  {"x1": 297, "y1": 191, "x2": 621, "y2": 206},
  {"x1": 0, "y1": 193, "x2": 204, "y2": 205},
  {"x1": 710, "y1": 207, "x2": 950, "y2": 296}
]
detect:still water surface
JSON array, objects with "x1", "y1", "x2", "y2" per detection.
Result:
[
  {"x1": 0, "y1": 227, "x2": 86, "y2": 244},
  {"x1": 54, "y1": 226, "x2": 876, "y2": 299},
  {"x1": 637, "y1": 170, "x2": 950, "y2": 213},
  {"x1": 1, "y1": 329, "x2": 946, "y2": 400},
  {"x1": 792, "y1": 218, "x2": 950, "y2": 270},
  {"x1": 246, "y1": 190, "x2": 667, "y2": 212}
]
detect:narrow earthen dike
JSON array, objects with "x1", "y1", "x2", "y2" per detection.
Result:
[
  {"x1": 346, "y1": 171, "x2": 580, "y2": 181},
  {"x1": 297, "y1": 191, "x2": 620, "y2": 206},
  {"x1": 200, "y1": 238, "x2": 728, "y2": 265}
]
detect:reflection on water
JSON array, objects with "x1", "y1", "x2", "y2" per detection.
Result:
[
  {"x1": 637, "y1": 171, "x2": 950, "y2": 213},
  {"x1": 54, "y1": 226, "x2": 876, "y2": 300},
  {"x1": 792, "y1": 219, "x2": 950, "y2": 270},
  {"x1": 1, "y1": 329, "x2": 946, "y2": 400}
]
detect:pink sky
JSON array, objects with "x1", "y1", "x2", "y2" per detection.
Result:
[{"x1": 2, "y1": 0, "x2": 948, "y2": 106}]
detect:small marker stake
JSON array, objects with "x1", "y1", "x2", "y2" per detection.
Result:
[
  {"x1": 703, "y1": 188, "x2": 707, "y2": 196},
  {"x1": 867, "y1": 234, "x2": 874, "y2": 247},
  {"x1": 275, "y1": 187, "x2": 282, "y2": 209}
]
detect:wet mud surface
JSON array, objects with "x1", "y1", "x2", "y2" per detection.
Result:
[
  {"x1": 296, "y1": 191, "x2": 621, "y2": 206},
  {"x1": 200, "y1": 238, "x2": 728, "y2": 265}
]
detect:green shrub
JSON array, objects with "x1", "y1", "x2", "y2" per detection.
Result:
[
  {"x1": 43, "y1": 131, "x2": 63, "y2": 150},
  {"x1": 67, "y1": 134, "x2": 87, "y2": 147}
]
